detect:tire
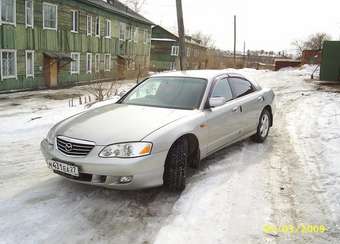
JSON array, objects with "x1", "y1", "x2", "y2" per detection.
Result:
[
  {"x1": 188, "y1": 147, "x2": 201, "y2": 169},
  {"x1": 163, "y1": 138, "x2": 188, "y2": 192},
  {"x1": 252, "y1": 109, "x2": 271, "y2": 143}
]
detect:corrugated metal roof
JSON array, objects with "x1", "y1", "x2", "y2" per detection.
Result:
[{"x1": 84, "y1": 0, "x2": 153, "y2": 25}]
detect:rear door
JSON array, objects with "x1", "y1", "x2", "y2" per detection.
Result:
[
  {"x1": 228, "y1": 77, "x2": 263, "y2": 135},
  {"x1": 205, "y1": 77, "x2": 243, "y2": 153}
]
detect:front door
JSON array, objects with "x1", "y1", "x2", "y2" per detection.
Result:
[
  {"x1": 205, "y1": 77, "x2": 243, "y2": 154},
  {"x1": 43, "y1": 56, "x2": 58, "y2": 88}
]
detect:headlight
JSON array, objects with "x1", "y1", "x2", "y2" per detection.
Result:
[
  {"x1": 46, "y1": 129, "x2": 55, "y2": 145},
  {"x1": 99, "y1": 142, "x2": 153, "y2": 158}
]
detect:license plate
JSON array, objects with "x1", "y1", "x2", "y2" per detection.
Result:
[{"x1": 47, "y1": 160, "x2": 79, "y2": 177}]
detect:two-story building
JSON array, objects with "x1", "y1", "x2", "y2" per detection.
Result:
[
  {"x1": 150, "y1": 25, "x2": 207, "y2": 72},
  {"x1": 0, "y1": 0, "x2": 153, "y2": 92}
]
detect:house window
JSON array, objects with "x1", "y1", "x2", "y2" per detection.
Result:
[
  {"x1": 171, "y1": 46, "x2": 179, "y2": 56},
  {"x1": 1, "y1": 0, "x2": 16, "y2": 25},
  {"x1": 143, "y1": 30, "x2": 148, "y2": 44},
  {"x1": 170, "y1": 62, "x2": 176, "y2": 70},
  {"x1": 104, "y1": 19, "x2": 111, "y2": 38},
  {"x1": 126, "y1": 25, "x2": 132, "y2": 41},
  {"x1": 87, "y1": 16, "x2": 92, "y2": 36},
  {"x1": 43, "y1": 2, "x2": 57, "y2": 30},
  {"x1": 133, "y1": 27, "x2": 138, "y2": 43},
  {"x1": 119, "y1": 22, "x2": 126, "y2": 41},
  {"x1": 95, "y1": 16, "x2": 100, "y2": 37},
  {"x1": 71, "y1": 10, "x2": 79, "y2": 33},
  {"x1": 95, "y1": 54, "x2": 100, "y2": 72},
  {"x1": 70, "y1": 52, "x2": 80, "y2": 74},
  {"x1": 104, "y1": 54, "x2": 111, "y2": 71},
  {"x1": 1, "y1": 50, "x2": 17, "y2": 80},
  {"x1": 25, "y1": 50, "x2": 34, "y2": 78},
  {"x1": 86, "y1": 53, "x2": 92, "y2": 74},
  {"x1": 186, "y1": 47, "x2": 191, "y2": 57},
  {"x1": 25, "y1": 0, "x2": 33, "y2": 28}
]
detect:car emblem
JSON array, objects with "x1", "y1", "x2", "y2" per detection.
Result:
[{"x1": 65, "y1": 143, "x2": 73, "y2": 152}]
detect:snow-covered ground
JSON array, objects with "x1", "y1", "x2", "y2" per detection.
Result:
[{"x1": 1, "y1": 67, "x2": 340, "y2": 244}]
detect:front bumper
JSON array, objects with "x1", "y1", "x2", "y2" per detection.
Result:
[{"x1": 40, "y1": 139, "x2": 167, "y2": 190}]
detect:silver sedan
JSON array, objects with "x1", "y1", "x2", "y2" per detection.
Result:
[{"x1": 41, "y1": 70, "x2": 275, "y2": 191}]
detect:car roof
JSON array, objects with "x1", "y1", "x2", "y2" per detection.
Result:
[{"x1": 150, "y1": 70, "x2": 246, "y2": 81}]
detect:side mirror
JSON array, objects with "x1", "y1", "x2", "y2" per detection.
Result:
[{"x1": 209, "y1": 97, "x2": 226, "y2": 108}]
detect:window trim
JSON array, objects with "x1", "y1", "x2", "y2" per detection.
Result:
[
  {"x1": 95, "y1": 53, "x2": 100, "y2": 73},
  {"x1": 70, "y1": 52, "x2": 80, "y2": 74},
  {"x1": 1, "y1": 0, "x2": 16, "y2": 26},
  {"x1": 25, "y1": 0, "x2": 34, "y2": 28},
  {"x1": 104, "y1": 53, "x2": 111, "y2": 71},
  {"x1": 71, "y1": 10, "x2": 79, "y2": 33},
  {"x1": 86, "y1": 53, "x2": 92, "y2": 74},
  {"x1": 171, "y1": 46, "x2": 179, "y2": 56},
  {"x1": 42, "y1": 2, "x2": 58, "y2": 31},
  {"x1": 119, "y1": 22, "x2": 126, "y2": 41},
  {"x1": 95, "y1": 16, "x2": 100, "y2": 37},
  {"x1": 25, "y1": 50, "x2": 34, "y2": 78},
  {"x1": 104, "y1": 19, "x2": 112, "y2": 39},
  {"x1": 86, "y1": 15, "x2": 92, "y2": 36},
  {"x1": 0, "y1": 49, "x2": 17, "y2": 80}
]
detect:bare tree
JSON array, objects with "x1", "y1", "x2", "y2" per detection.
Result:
[
  {"x1": 86, "y1": 81, "x2": 120, "y2": 102},
  {"x1": 191, "y1": 31, "x2": 216, "y2": 48},
  {"x1": 292, "y1": 32, "x2": 331, "y2": 57},
  {"x1": 123, "y1": 0, "x2": 146, "y2": 13}
]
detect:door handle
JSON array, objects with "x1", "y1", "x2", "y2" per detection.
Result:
[
  {"x1": 258, "y1": 96, "x2": 264, "y2": 102},
  {"x1": 232, "y1": 106, "x2": 240, "y2": 112}
]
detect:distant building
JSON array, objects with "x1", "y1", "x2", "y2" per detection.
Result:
[
  {"x1": 274, "y1": 59, "x2": 301, "y2": 71},
  {"x1": 301, "y1": 50, "x2": 321, "y2": 65},
  {"x1": 0, "y1": 0, "x2": 153, "y2": 92},
  {"x1": 150, "y1": 25, "x2": 207, "y2": 71},
  {"x1": 320, "y1": 41, "x2": 340, "y2": 81}
]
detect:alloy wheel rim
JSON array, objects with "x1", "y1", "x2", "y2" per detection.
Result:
[{"x1": 260, "y1": 113, "x2": 269, "y2": 137}]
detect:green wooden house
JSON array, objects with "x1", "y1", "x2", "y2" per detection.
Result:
[
  {"x1": 0, "y1": 0, "x2": 153, "y2": 92},
  {"x1": 150, "y1": 25, "x2": 208, "y2": 72},
  {"x1": 320, "y1": 41, "x2": 340, "y2": 81}
]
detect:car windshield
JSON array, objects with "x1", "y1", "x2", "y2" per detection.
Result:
[{"x1": 120, "y1": 77, "x2": 207, "y2": 110}]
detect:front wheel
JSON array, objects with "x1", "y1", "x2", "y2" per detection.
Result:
[
  {"x1": 252, "y1": 109, "x2": 271, "y2": 143},
  {"x1": 163, "y1": 138, "x2": 188, "y2": 192}
]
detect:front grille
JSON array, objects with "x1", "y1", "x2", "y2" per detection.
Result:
[{"x1": 56, "y1": 136, "x2": 95, "y2": 157}]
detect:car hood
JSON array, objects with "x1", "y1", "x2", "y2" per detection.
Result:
[{"x1": 54, "y1": 104, "x2": 195, "y2": 145}]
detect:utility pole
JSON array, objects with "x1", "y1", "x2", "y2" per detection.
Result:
[
  {"x1": 176, "y1": 0, "x2": 186, "y2": 70},
  {"x1": 233, "y1": 15, "x2": 237, "y2": 67}
]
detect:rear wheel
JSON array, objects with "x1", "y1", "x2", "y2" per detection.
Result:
[
  {"x1": 163, "y1": 138, "x2": 188, "y2": 192},
  {"x1": 252, "y1": 109, "x2": 271, "y2": 143}
]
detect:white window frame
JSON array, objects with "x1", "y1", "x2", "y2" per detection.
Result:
[
  {"x1": 133, "y1": 27, "x2": 138, "y2": 43},
  {"x1": 171, "y1": 46, "x2": 179, "y2": 56},
  {"x1": 104, "y1": 54, "x2": 111, "y2": 71},
  {"x1": 70, "y1": 52, "x2": 80, "y2": 74},
  {"x1": 104, "y1": 19, "x2": 112, "y2": 38},
  {"x1": 95, "y1": 16, "x2": 100, "y2": 37},
  {"x1": 86, "y1": 53, "x2": 92, "y2": 74},
  {"x1": 42, "y1": 2, "x2": 58, "y2": 31},
  {"x1": 0, "y1": 49, "x2": 17, "y2": 80},
  {"x1": 71, "y1": 10, "x2": 78, "y2": 33},
  {"x1": 25, "y1": 0, "x2": 34, "y2": 28},
  {"x1": 95, "y1": 53, "x2": 100, "y2": 72},
  {"x1": 143, "y1": 29, "x2": 147, "y2": 44},
  {"x1": 186, "y1": 47, "x2": 191, "y2": 57},
  {"x1": 25, "y1": 50, "x2": 34, "y2": 78},
  {"x1": 1, "y1": 0, "x2": 16, "y2": 26},
  {"x1": 86, "y1": 15, "x2": 92, "y2": 36},
  {"x1": 119, "y1": 22, "x2": 126, "y2": 41}
]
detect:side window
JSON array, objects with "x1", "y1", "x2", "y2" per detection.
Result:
[
  {"x1": 228, "y1": 77, "x2": 255, "y2": 98},
  {"x1": 211, "y1": 78, "x2": 233, "y2": 101}
]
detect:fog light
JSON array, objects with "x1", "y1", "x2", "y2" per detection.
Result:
[{"x1": 119, "y1": 176, "x2": 133, "y2": 184}]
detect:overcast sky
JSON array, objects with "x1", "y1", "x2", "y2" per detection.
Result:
[{"x1": 140, "y1": 0, "x2": 340, "y2": 53}]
